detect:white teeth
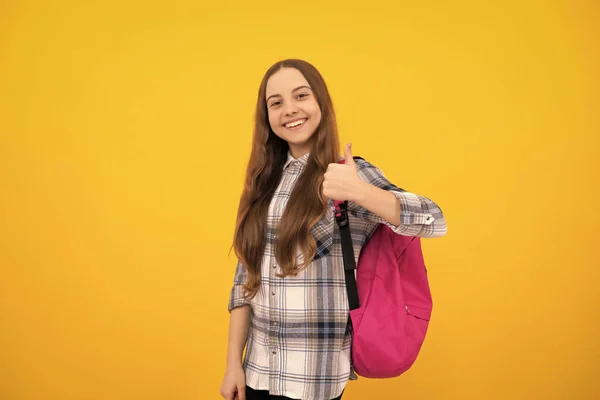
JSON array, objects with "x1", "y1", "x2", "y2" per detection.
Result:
[{"x1": 285, "y1": 119, "x2": 306, "y2": 128}]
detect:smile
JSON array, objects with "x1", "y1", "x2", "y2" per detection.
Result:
[{"x1": 284, "y1": 118, "x2": 307, "y2": 129}]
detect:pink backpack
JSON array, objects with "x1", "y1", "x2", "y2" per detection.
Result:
[{"x1": 334, "y1": 158, "x2": 433, "y2": 379}]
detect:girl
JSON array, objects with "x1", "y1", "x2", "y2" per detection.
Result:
[{"x1": 220, "y1": 59, "x2": 447, "y2": 400}]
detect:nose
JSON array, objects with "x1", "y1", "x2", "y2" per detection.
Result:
[{"x1": 284, "y1": 104, "x2": 299, "y2": 116}]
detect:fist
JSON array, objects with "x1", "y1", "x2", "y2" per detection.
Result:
[{"x1": 322, "y1": 143, "x2": 363, "y2": 201}]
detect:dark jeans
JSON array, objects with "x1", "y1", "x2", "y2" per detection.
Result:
[{"x1": 245, "y1": 385, "x2": 343, "y2": 400}]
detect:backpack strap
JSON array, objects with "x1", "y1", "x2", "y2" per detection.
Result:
[{"x1": 334, "y1": 156, "x2": 361, "y2": 311}]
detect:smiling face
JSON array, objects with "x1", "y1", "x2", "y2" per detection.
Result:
[{"x1": 265, "y1": 67, "x2": 322, "y2": 159}]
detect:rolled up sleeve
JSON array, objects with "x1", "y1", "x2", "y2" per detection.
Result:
[
  {"x1": 228, "y1": 260, "x2": 251, "y2": 312},
  {"x1": 390, "y1": 190, "x2": 447, "y2": 237}
]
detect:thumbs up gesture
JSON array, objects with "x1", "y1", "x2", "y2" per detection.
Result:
[{"x1": 322, "y1": 143, "x2": 364, "y2": 201}]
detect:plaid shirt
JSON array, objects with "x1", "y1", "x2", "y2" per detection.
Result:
[{"x1": 228, "y1": 152, "x2": 447, "y2": 400}]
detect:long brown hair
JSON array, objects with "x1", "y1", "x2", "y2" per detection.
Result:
[{"x1": 232, "y1": 59, "x2": 340, "y2": 299}]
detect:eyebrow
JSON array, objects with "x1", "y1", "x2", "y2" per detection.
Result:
[{"x1": 266, "y1": 85, "x2": 312, "y2": 103}]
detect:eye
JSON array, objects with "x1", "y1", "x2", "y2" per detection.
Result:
[
  {"x1": 296, "y1": 93, "x2": 310, "y2": 99},
  {"x1": 269, "y1": 101, "x2": 281, "y2": 107}
]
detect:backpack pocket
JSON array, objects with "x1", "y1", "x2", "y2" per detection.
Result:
[{"x1": 404, "y1": 304, "x2": 431, "y2": 321}]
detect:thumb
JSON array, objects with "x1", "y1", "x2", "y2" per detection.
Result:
[{"x1": 344, "y1": 143, "x2": 355, "y2": 167}]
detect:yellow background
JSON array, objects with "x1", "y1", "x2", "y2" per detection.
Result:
[{"x1": 1, "y1": 0, "x2": 599, "y2": 399}]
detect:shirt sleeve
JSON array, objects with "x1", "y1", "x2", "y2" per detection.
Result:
[
  {"x1": 347, "y1": 158, "x2": 447, "y2": 238},
  {"x1": 228, "y1": 260, "x2": 251, "y2": 312}
]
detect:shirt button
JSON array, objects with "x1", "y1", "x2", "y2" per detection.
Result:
[
  {"x1": 272, "y1": 291, "x2": 276, "y2": 295},
  {"x1": 272, "y1": 351, "x2": 276, "y2": 354}
]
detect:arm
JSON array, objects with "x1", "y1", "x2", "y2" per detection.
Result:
[
  {"x1": 221, "y1": 305, "x2": 251, "y2": 400},
  {"x1": 225, "y1": 305, "x2": 251, "y2": 368},
  {"x1": 353, "y1": 179, "x2": 403, "y2": 226},
  {"x1": 348, "y1": 159, "x2": 447, "y2": 238},
  {"x1": 323, "y1": 144, "x2": 447, "y2": 238},
  {"x1": 221, "y1": 262, "x2": 252, "y2": 399}
]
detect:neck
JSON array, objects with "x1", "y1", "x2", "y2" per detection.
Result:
[
  {"x1": 288, "y1": 138, "x2": 315, "y2": 159},
  {"x1": 288, "y1": 145, "x2": 311, "y2": 159}
]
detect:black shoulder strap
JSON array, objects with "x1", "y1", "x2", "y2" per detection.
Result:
[{"x1": 335, "y1": 201, "x2": 359, "y2": 310}]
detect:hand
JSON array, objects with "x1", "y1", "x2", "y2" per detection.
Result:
[
  {"x1": 220, "y1": 365, "x2": 246, "y2": 400},
  {"x1": 322, "y1": 143, "x2": 364, "y2": 201}
]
